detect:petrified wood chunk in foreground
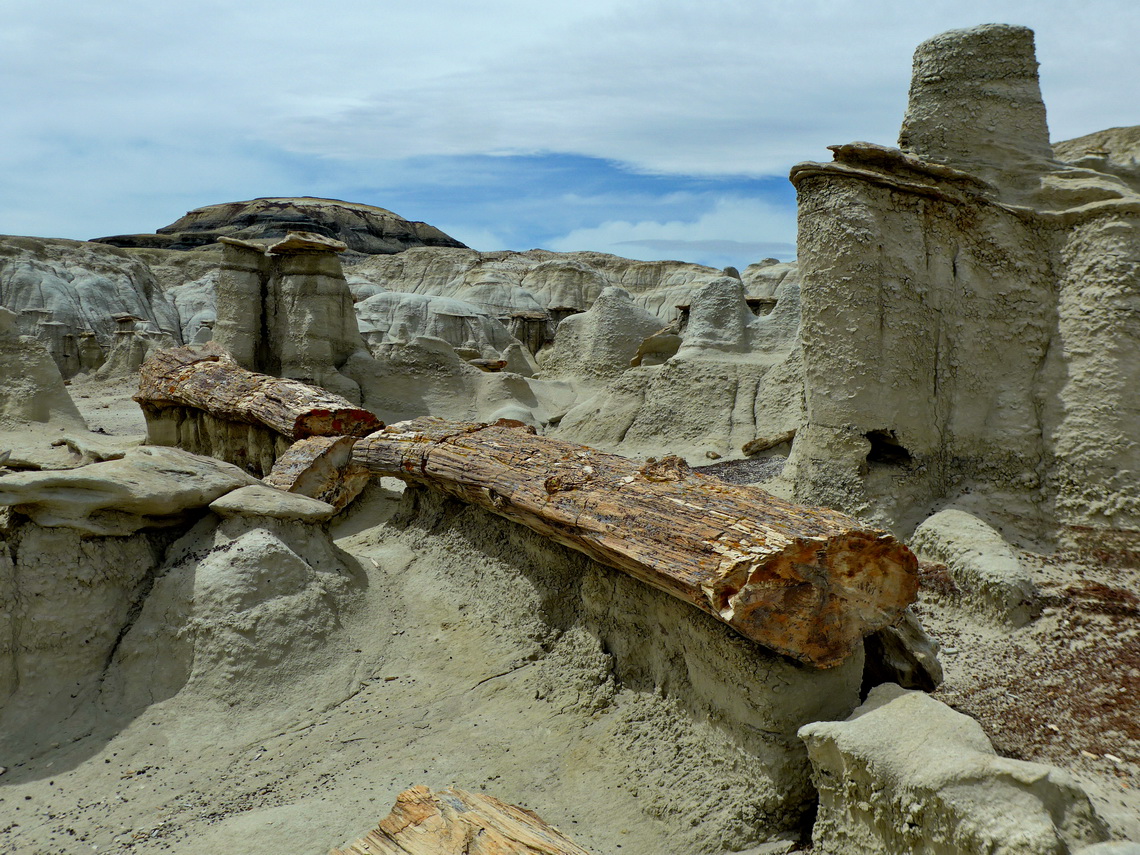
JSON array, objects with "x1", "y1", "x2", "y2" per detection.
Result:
[
  {"x1": 263, "y1": 435, "x2": 371, "y2": 511},
  {"x1": 135, "y1": 343, "x2": 382, "y2": 440},
  {"x1": 352, "y1": 417, "x2": 918, "y2": 668},
  {"x1": 330, "y1": 786, "x2": 593, "y2": 855}
]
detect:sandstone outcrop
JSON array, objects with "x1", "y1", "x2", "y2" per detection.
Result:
[
  {"x1": 214, "y1": 233, "x2": 368, "y2": 403},
  {"x1": 208, "y1": 484, "x2": 336, "y2": 523},
  {"x1": 537, "y1": 286, "x2": 664, "y2": 380},
  {"x1": 0, "y1": 307, "x2": 86, "y2": 428},
  {"x1": 911, "y1": 509, "x2": 1040, "y2": 626},
  {"x1": 786, "y1": 24, "x2": 1140, "y2": 540},
  {"x1": 0, "y1": 445, "x2": 257, "y2": 536},
  {"x1": 94, "y1": 196, "x2": 467, "y2": 255},
  {"x1": 553, "y1": 269, "x2": 803, "y2": 460},
  {"x1": 354, "y1": 290, "x2": 519, "y2": 357},
  {"x1": 0, "y1": 235, "x2": 182, "y2": 377},
  {"x1": 800, "y1": 683, "x2": 1109, "y2": 854}
]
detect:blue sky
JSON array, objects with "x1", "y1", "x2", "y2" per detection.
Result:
[{"x1": 2, "y1": 1, "x2": 1138, "y2": 270}]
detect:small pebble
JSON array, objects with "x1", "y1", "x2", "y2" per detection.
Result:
[
  {"x1": 942, "y1": 647, "x2": 959, "y2": 656},
  {"x1": 1105, "y1": 753, "x2": 1124, "y2": 764}
]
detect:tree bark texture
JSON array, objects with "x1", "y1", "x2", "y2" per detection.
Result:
[
  {"x1": 263, "y1": 435, "x2": 371, "y2": 511},
  {"x1": 135, "y1": 344, "x2": 381, "y2": 440},
  {"x1": 352, "y1": 417, "x2": 918, "y2": 668},
  {"x1": 330, "y1": 786, "x2": 593, "y2": 855}
]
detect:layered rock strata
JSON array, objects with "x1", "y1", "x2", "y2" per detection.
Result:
[
  {"x1": 787, "y1": 24, "x2": 1140, "y2": 539},
  {"x1": 214, "y1": 232, "x2": 369, "y2": 403},
  {"x1": 94, "y1": 197, "x2": 467, "y2": 255}
]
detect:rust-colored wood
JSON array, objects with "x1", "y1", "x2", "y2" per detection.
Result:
[
  {"x1": 352, "y1": 417, "x2": 918, "y2": 668},
  {"x1": 135, "y1": 344, "x2": 382, "y2": 440},
  {"x1": 330, "y1": 786, "x2": 593, "y2": 855}
]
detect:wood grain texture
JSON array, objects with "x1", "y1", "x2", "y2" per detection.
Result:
[
  {"x1": 135, "y1": 343, "x2": 382, "y2": 440},
  {"x1": 263, "y1": 435, "x2": 371, "y2": 510},
  {"x1": 330, "y1": 786, "x2": 593, "y2": 855},
  {"x1": 352, "y1": 417, "x2": 918, "y2": 668}
]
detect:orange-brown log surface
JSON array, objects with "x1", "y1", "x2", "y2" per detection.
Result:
[
  {"x1": 352, "y1": 417, "x2": 918, "y2": 668},
  {"x1": 330, "y1": 786, "x2": 593, "y2": 855},
  {"x1": 136, "y1": 344, "x2": 382, "y2": 440}
]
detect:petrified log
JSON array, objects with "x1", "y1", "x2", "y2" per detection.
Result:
[
  {"x1": 263, "y1": 435, "x2": 371, "y2": 511},
  {"x1": 330, "y1": 786, "x2": 592, "y2": 855},
  {"x1": 353, "y1": 417, "x2": 918, "y2": 668},
  {"x1": 742, "y1": 429, "x2": 797, "y2": 456},
  {"x1": 136, "y1": 344, "x2": 382, "y2": 440}
]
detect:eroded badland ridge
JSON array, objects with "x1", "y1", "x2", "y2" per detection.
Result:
[{"x1": 0, "y1": 23, "x2": 1138, "y2": 855}]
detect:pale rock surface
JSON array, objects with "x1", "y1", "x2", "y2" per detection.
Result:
[
  {"x1": 347, "y1": 247, "x2": 745, "y2": 324},
  {"x1": 104, "y1": 513, "x2": 365, "y2": 716},
  {"x1": 538, "y1": 286, "x2": 664, "y2": 380},
  {"x1": 911, "y1": 509, "x2": 1040, "y2": 625},
  {"x1": 800, "y1": 683, "x2": 1109, "y2": 854},
  {"x1": 123, "y1": 246, "x2": 223, "y2": 342},
  {"x1": 0, "y1": 307, "x2": 86, "y2": 428},
  {"x1": 1073, "y1": 844, "x2": 1140, "y2": 855},
  {"x1": 355, "y1": 290, "x2": 519, "y2": 357},
  {"x1": 786, "y1": 24, "x2": 1140, "y2": 538},
  {"x1": 0, "y1": 445, "x2": 256, "y2": 535},
  {"x1": 554, "y1": 273, "x2": 803, "y2": 460},
  {"x1": 215, "y1": 234, "x2": 368, "y2": 403},
  {"x1": 899, "y1": 24, "x2": 1053, "y2": 188},
  {"x1": 209, "y1": 484, "x2": 336, "y2": 523},
  {"x1": 0, "y1": 521, "x2": 170, "y2": 756},
  {"x1": 1054, "y1": 126, "x2": 1140, "y2": 194},
  {"x1": 0, "y1": 235, "x2": 182, "y2": 376},
  {"x1": 355, "y1": 337, "x2": 577, "y2": 429}
]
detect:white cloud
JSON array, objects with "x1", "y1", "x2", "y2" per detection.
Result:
[
  {"x1": 546, "y1": 196, "x2": 797, "y2": 267},
  {"x1": 1, "y1": 1, "x2": 1138, "y2": 242}
]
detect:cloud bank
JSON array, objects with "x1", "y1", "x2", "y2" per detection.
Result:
[{"x1": 2, "y1": 1, "x2": 1138, "y2": 266}]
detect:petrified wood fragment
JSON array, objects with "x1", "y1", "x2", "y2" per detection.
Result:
[
  {"x1": 135, "y1": 343, "x2": 381, "y2": 440},
  {"x1": 353, "y1": 417, "x2": 918, "y2": 668},
  {"x1": 330, "y1": 786, "x2": 593, "y2": 855},
  {"x1": 263, "y1": 435, "x2": 370, "y2": 511}
]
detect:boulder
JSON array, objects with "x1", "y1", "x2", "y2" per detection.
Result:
[
  {"x1": 800, "y1": 683, "x2": 1109, "y2": 854},
  {"x1": 0, "y1": 445, "x2": 257, "y2": 535},
  {"x1": 103, "y1": 512, "x2": 365, "y2": 713},
  {"x1": 910, "y1": 509, "x2": 1040, "y2": 625},
  {"x1": 208, "y1": 484, "x2": 336, "y2": 523}
]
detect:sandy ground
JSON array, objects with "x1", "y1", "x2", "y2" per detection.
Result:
[{"x1": 1, "y1": 377, "x2": 1137, "y2": 853}]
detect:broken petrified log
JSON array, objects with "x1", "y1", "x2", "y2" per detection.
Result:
[
  {"x1": 135, "y1": 343, "x2": 382, "y2": 440},
  {"x1": 330, "y1": 786, "x2": 593, "y2": 855},
  {"x1": 353, "y1": 417, "x2": 918, "y2": 668},
  {"x1": 742, "y1": 429, "x2": 797, "y2": 456},
  {"x1": 263, "y1": 435, "x2": 371, "y2": 511}
]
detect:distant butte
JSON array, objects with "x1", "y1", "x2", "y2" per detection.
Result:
[{"x1": 91, "y1": 196, "x2": 468, "y2": 255}]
